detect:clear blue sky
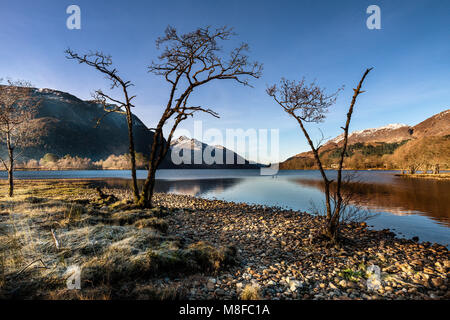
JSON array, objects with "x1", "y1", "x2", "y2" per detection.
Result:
[{"x1": 1, "y1": 0, "x2": 449, "y2": 163}]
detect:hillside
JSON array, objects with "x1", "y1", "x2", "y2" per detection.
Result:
[
  {"x1": 1, "y1": 87, "x2": 160, "y2": 163},
  {"x1": 1, "y1": 87, "x2": 257, "y2": 169},
  {"x1": 281, "y1": 109, "x2": 450, "y2": 170},
  {"x1": 411, "y1": 109, "x2": 450, "y2": 138}
]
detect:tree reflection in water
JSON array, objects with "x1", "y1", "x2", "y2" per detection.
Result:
[{"x1": 292, "y1": 178, "x2": 450, "y2": 227}]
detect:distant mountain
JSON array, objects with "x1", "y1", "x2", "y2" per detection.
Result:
[
  {"x1": 281, "y1": 109, "x2": 450, "y2": 168},
  {"x1": 1, "y1": 87, "x2": 258, "y2": 169},
  {"x1": 169, "y1": 136, "x2": 260, "y2": 169},
  {"x1": 328, "y1": 123, "x2": 411, "y2": 145}
]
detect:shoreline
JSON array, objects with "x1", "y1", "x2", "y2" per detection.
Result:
[
  {"x1": 0, "y1": 168, "x2": 411, "y2": 172},
  {"x1": 395, "y1": 173, "x2": 450, "y2": 180},
  {"x1": 0, "y1": 180, "x2": 448, "y2": 300}
]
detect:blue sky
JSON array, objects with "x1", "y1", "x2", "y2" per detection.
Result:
[{"x1": 0, "y1": 0, "x2": 449, "y2": 163}]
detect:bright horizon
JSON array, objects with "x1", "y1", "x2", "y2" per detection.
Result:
[{"x1": 1, "y1": 0, "x2": 449, "y2": 163}]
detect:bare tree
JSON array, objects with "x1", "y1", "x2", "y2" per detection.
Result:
[
  {"x1": 267, "y1": 68, "x2": 372, "y2": 242},
  {"x1": 65, "y1": 49, "x2": 140, "y2": 202},
  {"x1": 0, "y1": 80, "x2": 41, "y2": 196},
  {"x1": 138, "y1": 26, "x2": 263, "y2": 207}
]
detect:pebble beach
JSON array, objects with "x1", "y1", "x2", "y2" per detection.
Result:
[{"x1": 153, "y1": 193, "x2": 449, "y2": 300}]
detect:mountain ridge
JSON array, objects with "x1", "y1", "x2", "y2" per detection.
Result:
[{"x1": 281, "y1": 108, "x2": 450, "y2": 167}]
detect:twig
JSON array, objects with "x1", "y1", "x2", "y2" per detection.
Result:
[
  {"x1": 15, "y1": 259, "x2": 48, "y2": 278},
  {"x1": 51, "y1": 228, "x2": 60, "y2": 250}
]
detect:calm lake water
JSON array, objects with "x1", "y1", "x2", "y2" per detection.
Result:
[{"x1": 2, "y1": 169, "x2": 449, "y2": 247}]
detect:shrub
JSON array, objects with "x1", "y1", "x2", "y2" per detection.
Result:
[
  {"x1": 240, "y1": 284, "x2": 261, "y2": 300},
  {"x1": 134, "y1": 217, "x2": 168, "y2": 233},
  {"x1": 187, "y1": 241, "x2": 237, "y2": 273}
]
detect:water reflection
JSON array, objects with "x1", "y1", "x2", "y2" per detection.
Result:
[
  {"x1": 292, "y1": 178, "x2": 450, "y2": 227},
  {"x1": 2, "y1": 169, "x2": 448, "y2": 245},
  {"x1": 95, "y1": 177, "x2": 241, "y2": 197},
  {"x1": 93, "y1": 173, "x2": 450, "y2": 228}
]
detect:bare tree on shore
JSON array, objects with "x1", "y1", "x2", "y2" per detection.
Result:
[
  {"x1": 65, "y1": 49, "x2": 140, "y2": 202},
  {"x1": 267, "y1": 68, "x2": 372, "y2": 242},
  {"x1": 0, "y1": 80, "x2": 42, "y2": 196},
  {"x1": 137, "y1": 26, "x2": 263, "y2": 208}
]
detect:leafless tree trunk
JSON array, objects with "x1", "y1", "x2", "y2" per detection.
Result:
[
  {"x1": 7, "y1": 138, "x2": 13, "y2": 197},
  {"x1": 267, "y1": 68, "x2": 372, "y2": 242},
  {"x1": 328, "y1": 68, "x2": 373, "y2": 239},
  {"x1": 65, "y1": 49, "x2": 140, "y2": 202},
  {"x1": 433, "y1": 163, "x2": 440, "y2": 174},
  {"x1": 138, "y1": 26, "x2": 262, "y2": 208},
  {"x1": 0, "y1": 80, "x2": 42, "y2": 196}
]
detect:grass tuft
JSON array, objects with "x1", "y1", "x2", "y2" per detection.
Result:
[{"x1": 240, "y1": 284, "x2": 261, "y2": 300}]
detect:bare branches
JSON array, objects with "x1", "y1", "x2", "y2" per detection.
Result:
[
  {"x1": 138, "y1": 25, "x2": 262, "y2": 207},
  {"x1": 266, "y1": 78, "x2": 342, "y2": 123},
  {"x1": 0, "y1": 81, "x2": 41, "y2": 158},
  {"x1": 0, "y1": 79, "x2": 42, "y2": 196},
  {"x1": 148, "y1": 26, "x2": 262, "y2": 118},
  {"x1": 65, "y1": 49, "x2": 133, "y2": 90},
  {"x1": 314, "y1": 128, "x2": 329, "y2": 152},
  {"x1": 91, "y1": 90, "x2": 126, "y2": 126},
  {"x1": 66, "y1": 48, "x2": 140, "y2": 201},
  {"x1": 267, "y1": 68, "x2": 373, "y2": 242},
  {"x1": 267, "y1": 77, "x2": 342, "y2": 194},
  {"x1": 332, "y1": 68, "x2": 373, "y2": 228},
  {"x1": 147, "y1": 25, "x2": 262, "y2": 139},
  {"x1": 65, "y1": 48, "x2": 136, "y2": 121}
]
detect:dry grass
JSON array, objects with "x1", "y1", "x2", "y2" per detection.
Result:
[
  {"x1": 0, "y1": 180, "x2": 236, "y2": 299},
  {"x1": 240, "y1": 284, "x2": 261, "y2": 300}
]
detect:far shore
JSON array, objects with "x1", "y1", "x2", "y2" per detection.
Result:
[{"x1": 395, "y1": 173, "x2": 450, "y2": 180}]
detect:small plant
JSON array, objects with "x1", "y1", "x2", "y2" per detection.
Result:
[
  {"x1": 65, "y1": 204, "x2": 84, "y2": 224},
  {"x1": 134, "y1": 217, "x2": 168, "y2": 233},
  {"x1": 24, "y1": 197, "x2": 44, "y2": 204},
  {"x1": 187, "y1": 241, "x2": 236, "y2": 273},
  {"x1": 340, "y1": 268, "x2": 366, "y2": 281},
  {"x1": 240, "y1": 284, "x2": 261, "y2": 300}
]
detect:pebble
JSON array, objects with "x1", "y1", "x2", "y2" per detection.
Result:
[{"x1": 146, "y1": 192, "x2": 450, "y2": 300}]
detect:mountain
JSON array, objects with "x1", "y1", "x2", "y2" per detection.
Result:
[
  {"x1": 1, "y1": 87, "x2": 257, "y2": 169},
  {"x1": 328, "y1": 123, "x2": 412, "y2": 145},
  {"x1": 281, "y1": 109, "x2": 450, "y2": 168},
  {"x1": 410, "y1": 109, "x2": 450, "y2": 138},
  {"x1": 169, "y1": 136, "x2": 260, "y2": 169},
  {"x1": 5, "y1": 87, "x2": 165, "y2": 164}
]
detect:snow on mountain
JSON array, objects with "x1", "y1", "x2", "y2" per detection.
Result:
[
  {"x1": 170, "y1": 135, "x2": 259, "y2": 168},
  {"x1": 170, "y1": 136, "x2": 204, "y2": 151},
  {"x1": 329, "y1": 123, "x2": 409, "y2": 144}
]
